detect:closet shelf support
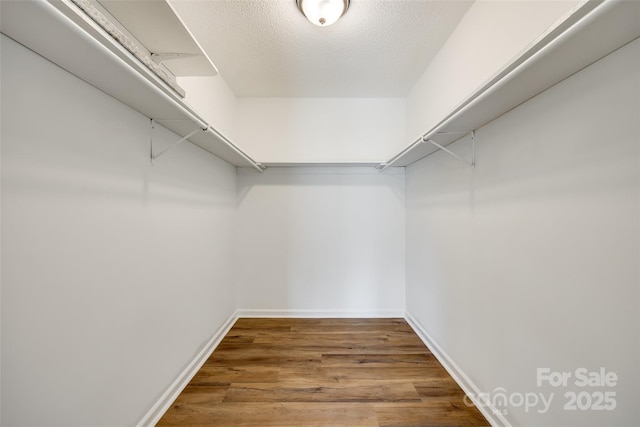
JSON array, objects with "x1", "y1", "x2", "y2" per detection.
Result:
[
  {"x1": 436, "y1": 131, "x2": 470, "y2": 135},
  {"x1": 422, "y1": 130, "x2": 476, "y2": 168},
  {"x1": 150, "y1": 119, "x2": 207, "y2": 162}
]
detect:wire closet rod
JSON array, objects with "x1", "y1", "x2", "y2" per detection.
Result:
[
  {"x1": 205, "y1": 127, "x2": 265, "y2": 173},
  {"x1": 148, "y1": 118, "x2": 264, "y2": 172}
]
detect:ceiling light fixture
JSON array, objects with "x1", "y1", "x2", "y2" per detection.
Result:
[{"x1": 296, "y1": 0, "x2": 349, "y2": 27}]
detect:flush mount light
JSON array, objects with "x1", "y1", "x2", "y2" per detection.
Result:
[{"x1": 297, "y1": 0, "x2": 349, "y2": 26}]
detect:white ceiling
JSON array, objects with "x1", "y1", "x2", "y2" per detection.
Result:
[{"x1": 168, "y1": 0, "x2": 473, "y2": 98}]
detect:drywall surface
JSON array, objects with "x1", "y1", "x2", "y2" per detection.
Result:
[
  {"x1": 235, "y1": 98, "x2": 406, "y2": 163},
  {"x1": 405, "y1": 0, "x2": 581, "y2": 143},
  {"x1": 0, "y1": 34, "x2": 3, "y2": 425},
  {"x1": 1, "y1": 35, "x2": 237, "y2": 426},
  {"x1": 236, "y1": 167, "x2": 405, "y2": 315},
  {"x1": 405, "y1": 39, "x2": 639, "y2": 426},
  {"x1": 179, "y1": 75, "x2": 239, "y2": 141}
]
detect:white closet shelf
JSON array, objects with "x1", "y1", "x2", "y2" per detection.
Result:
[
  {"x1": 0, "y1": 0, "x2": 262, "y2": 171},
  {"x1": 260, "y1": 162, "x2": 382, "y2": 168},
  {"x1": 381, "y1": 0, "x2": 640, "y2": 170},
  {"x1": 96, "y1": 0, "x2": 218, "y2": 77}
]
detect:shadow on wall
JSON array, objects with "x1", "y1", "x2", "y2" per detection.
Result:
[
  {"x1": 3, "y1": 109, "x2": 236, "y2": 208},
  {"x1": 236, "y1": 167, "x2": 405, "y2": 204}
]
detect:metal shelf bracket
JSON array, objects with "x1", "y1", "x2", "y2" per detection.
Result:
[
  {"x1": 150, "y1": 119, "x2": 207, "y2": 163},
  {"x1": 423, "y1": 130, "x2": 476, "y2": 168}
]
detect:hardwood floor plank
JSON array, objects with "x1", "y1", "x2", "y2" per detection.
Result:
[
  {"x1": 279, "y1": 366, "x2": 450, "y2": 383},
  {"x1": 158, "y1": 402, "x2": 378, "y2": 426},
  {"x1": 386, "y1": 331, "x2": 433, "y2": 347},
  {"x1": 374, "y1": 402, "x2": 490, "y2": 427},
  {"x1": 290, "y1": 318, "x2": 414, "y2": 334},
  {"x1": 223, "y1": 382, "x2": 422, "y2": 403},
  {"x1": 205, "y1": 349, "x2": 323, "y2": 367},
  {"x1": 321, "y1": 353, "x2": 440, "y2": 368},
  {"x1": 414, "y1": 378, "x2": 468, "y2": 399},
  {"x1": 157, "y1": 384, "x2": 230, "y2": 424},
  {"x1": 219, "y1": 341, "x2": 429, "y2": 355},
  {"x1": 189, "y1": 365, "x2": 280, "y2": 384},
  {"x1": 232, "y1": 318, "x2": 297, "y2": 328},
  {"x1": 217, "y1": 333, "x2": 256, "y2": 344},
  {"x1": 251, "y1": 333, "x2": 392, "y2": 346}
]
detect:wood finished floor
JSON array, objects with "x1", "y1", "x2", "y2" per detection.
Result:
[{"x1": 157, "y1": 318, "x2": 489, "y2": 426}]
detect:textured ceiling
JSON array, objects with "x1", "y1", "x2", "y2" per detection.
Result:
[{"x1": 168, "y1": 0, "x2": 473, "y2": 97}]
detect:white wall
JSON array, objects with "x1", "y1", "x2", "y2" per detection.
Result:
[
  {"x1": 178, "y1": 75, "x2": 239, "y2": 141},
  {"x1": 406, "y1": 0, "x2": 581, "y2": 142},
  {"x1": 1, "y1": 35, "x2": 237, "y2": 426},
  {"x1": 236, "y1": 167, "x2": 405, "y2": 316},
  {"x1": 0, "y1": 35, "x2": 3, "y2": 424},
  {"x1": 405, "y1": 38, "x2": 639, "y2": 427},
  {"x1": 235, "y1": 98, "x2": 406, "y2": 163}
]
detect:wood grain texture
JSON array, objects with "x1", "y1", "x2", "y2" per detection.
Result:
[{"x1": 158, "y1": 318, "x2": 489, "y2": 426}]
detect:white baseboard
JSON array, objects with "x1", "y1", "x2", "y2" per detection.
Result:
[
  {"x1": 236, "y1": 308, "x2": 405, "y2": 318},
  {"x1": 136, "y1": 312, "x2": 239, "y2": 427},
  {"x1": 404, "y1": 311, "x2": 511, "y2": 427}
]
